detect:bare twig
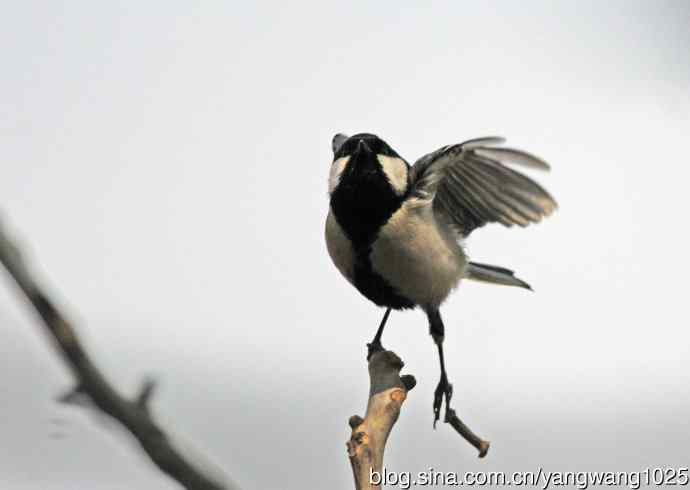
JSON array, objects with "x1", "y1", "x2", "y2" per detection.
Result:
[
  {"x1": 0, "y1": 218, "x2": 231, "y2": 490},
  {"x1": 445, "y1": 408, "x2": 490, "y2": 457},
  {"x1": 347, "y1": 350, "x2": 416, "y2": 490}
]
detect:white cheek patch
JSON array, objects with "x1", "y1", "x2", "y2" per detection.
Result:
[
  {"x1": 328, "y1": 156, "x2": 349, "y2": 194},
  {"x1": 377, "y1": 155, "x2": 408, "y2": 195}
]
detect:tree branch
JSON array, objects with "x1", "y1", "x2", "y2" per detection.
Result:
[
  {"x1": 347, "y1": 350, "x2": 416, "y2": 490},
  {"x1": 445, "y1": 408, "x2": 490, "y2": 457},
  {"x1": 0, "y1": 218, "x2": 232, "y2": 490}
]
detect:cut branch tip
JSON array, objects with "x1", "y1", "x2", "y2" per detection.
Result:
[
  {"x1": 136, "y1": 377, "x2": 157, "y2": 410},
  {"x1": 348, "y1": 415, "x2": 364, "y2": 429},
  {"x1": 57, "y1": 384, "x2": 88, "y2": 406},
  {"x1": 400, "y1": 374, "x2": 416, "y2": 391}
]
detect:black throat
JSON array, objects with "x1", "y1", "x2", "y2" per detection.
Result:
[{"x1": 330, "y1": 168, "x2": 403, "y2": 251}]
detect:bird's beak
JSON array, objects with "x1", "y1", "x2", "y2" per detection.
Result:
[
  {"x1": 347, "y1": 138, "x2": 376, "y2": 178},
  {"x1": 355, "y1": 139, "x2": 372, "y2": 156}
]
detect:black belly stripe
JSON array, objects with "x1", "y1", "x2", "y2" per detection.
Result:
[
  {"x1": 331, "y1": 167, "x2": 415, "y2": 310},
  {"x1": 353, "y1": 255, "x2": 416, "y2": 310}
]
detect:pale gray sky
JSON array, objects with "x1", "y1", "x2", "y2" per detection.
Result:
[{"x1": 1, "y1": 1, "x2": 689, "y2": 489}]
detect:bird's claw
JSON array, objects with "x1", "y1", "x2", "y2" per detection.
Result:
[
  {"x1": 366, "y1": 340, "x2": 384, "y2": 361},
  {"x1": 433, "y1": 373, "x2": 453, "y2": 428}
]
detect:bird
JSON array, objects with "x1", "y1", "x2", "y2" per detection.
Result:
[{"x1": 324, "y1": 132, "x2": 556, "y2": 440}]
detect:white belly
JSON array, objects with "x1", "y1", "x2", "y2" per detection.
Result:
[
  {"x1": 325, "y1": 210, "x2": 356, "y2": 284},
  {"x1": 370, "y1": 201, "x2": 467, "y2": 308}
]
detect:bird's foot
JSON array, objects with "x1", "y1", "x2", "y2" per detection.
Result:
[
  {"x1": 366, "y1": 340, "x2": 385, "y2": 361},
  {"x1": 433, "y1": 372, "x2": 453, "y2": 428},
  {"x1": 432, "y1": 372, "x2": 490, "y2": 457}
]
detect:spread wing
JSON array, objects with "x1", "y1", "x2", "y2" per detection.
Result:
[{"x1": 409, "y1": 137, "x2": 557, "y2": 236}]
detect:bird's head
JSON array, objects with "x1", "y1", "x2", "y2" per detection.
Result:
[{"x1": 328, "y1": 133, "x2": 409, "y2": 199}]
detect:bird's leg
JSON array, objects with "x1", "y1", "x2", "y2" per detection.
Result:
[
  {"x1": 428, "y1": 309, "x2": 490, "y2": 457},
  {"x1": 366, "y1": 308, "x2": 391, "y2": 360},
  {"x1": 429, "y1": 310, "x2": 452, "y2": 427},
  {"x1": 433, "y1": 340, "x2": 452, "y2": 427}
]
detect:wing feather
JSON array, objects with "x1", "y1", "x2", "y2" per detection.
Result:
[
  {"x1": 410, "y1": 137, "x2": 556, "y2": 236},
  {"x1": 457, "y1": 136, "x2": 506, "y2": 149},
  {"x1": 452, "y1": 164, "x2": 531, "y2": 226},
  {"x1": 473, "y1": 147, "x2": 550, "y2": 170},
  {"x1": 467, "y1": 154, "x2": 556, "y2": 214},
  {"x1": 448, "y1": 166, "x2": 510, "y2": 224},
  {"x1": 461, "y1": 160, "x2": 542, "y2": 223}
]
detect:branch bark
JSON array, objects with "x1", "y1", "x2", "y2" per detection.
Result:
[
  {"x1": 347, "y1": 350, "x2": 416, "y2": 490},
  {"x1": 0, "y1": 218, "x2": 232, "y2": 490}
]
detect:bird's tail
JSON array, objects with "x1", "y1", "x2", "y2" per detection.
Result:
[{"x1": 465, "y1": 262, "x2": 532, "y2": 290}]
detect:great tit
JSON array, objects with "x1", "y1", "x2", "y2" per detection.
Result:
[{"x1": 325, "y1": 132, "x2": 556, "y2": 449}]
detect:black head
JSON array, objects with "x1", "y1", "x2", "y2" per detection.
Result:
[
  {"x1": 332, "y1": 133, "x2": 402, "y2": 160},
  {"x1": 328, "y1": 133, "x2": 408, "y2": 196}
]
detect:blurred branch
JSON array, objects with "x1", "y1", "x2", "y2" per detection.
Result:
[
  {"x1": 0, "y1": 218, "x2": 231, "y2": 490},
  {"x1": 444, "y1": 407, "x2": 490, "y2": 458},
  {"x1": 347, "y1": 350, "x2": 416, "y2": 490}
]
